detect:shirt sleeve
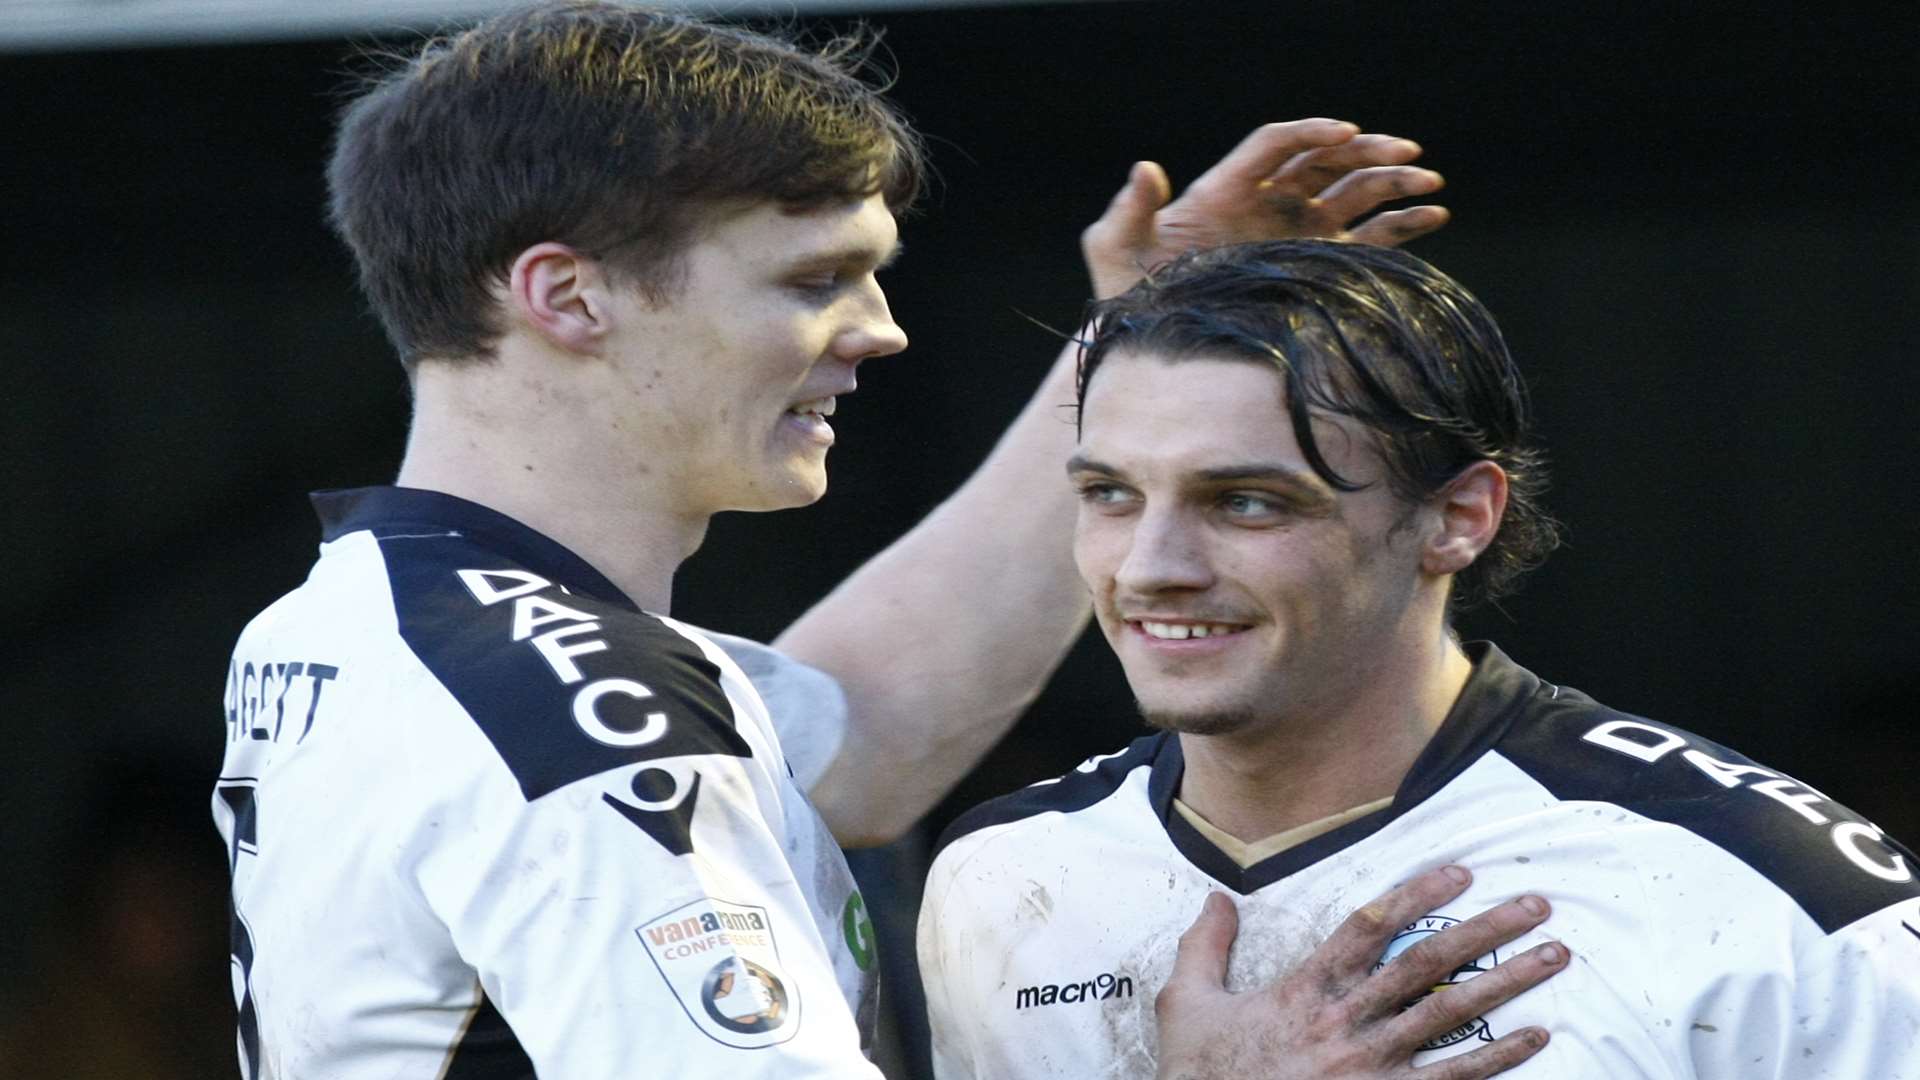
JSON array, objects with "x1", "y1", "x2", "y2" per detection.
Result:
[
  {"x1": 918, "y1": 838, "x2": 990, "y2": 1079},
  {"x1": 1683, "y1": 897, "x2": 1920, "y2": 1078},
  {"x1": 701, "y1": 630, "x2": 849, "y2": 793},
  {"x1": 398, "y1": 637, "x2": 881, "y2": 1078}
]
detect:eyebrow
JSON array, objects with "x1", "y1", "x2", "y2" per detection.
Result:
[
  {"x1": 788, "y1": 239, "x2": 905, "y2": 274},
  {"x1": 1064, "y1": 453, "x2": 1115, "y2": 477},
  {"x1": 1192, "y1": 463, "x2": 1326, "y2": 487},
  {"x1": 1065, "y1": 456, "x2": 1338, "y2": 505},
  {"x1": 1067, "y1": 456, "x2": 1320, "y2": 484}
]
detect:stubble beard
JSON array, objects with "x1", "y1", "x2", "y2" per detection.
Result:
[
  {"x1": 1123, "y1": 643, "x2": 1276, "y2": 738},
  {"x1": 1137, "y1": 699, "x2": 1265, "y2": 738}
]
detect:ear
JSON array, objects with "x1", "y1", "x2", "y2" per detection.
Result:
[
  {"x1": 1422, "y1": 460, "x2": 1508, "y2": 577},
  {"x1": 505, "y1": 242, "x2": 615, "y2": 354}
]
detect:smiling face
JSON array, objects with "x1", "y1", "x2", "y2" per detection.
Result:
[
  {"x1": 1070, "y1": 350, "x2": 1442, "y2": 737},
  {"x1": 607, "y1": 194, "x2": 907, "y2": 516}
]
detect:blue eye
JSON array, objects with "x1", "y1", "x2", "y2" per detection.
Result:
[
  {"x1": 1221, "y1": 492, "x2": 1278, "y2": 516},
  {"x1": 1074, "y1": 482, "x2": 1134, "y2": 507}
]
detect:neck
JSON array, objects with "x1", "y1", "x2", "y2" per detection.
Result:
[
  {"x1": 394, "y1": 358, "x2": 707, "y2": 614},
  {"x1": 1176, "y1": 628, "x2": 1473, "y2": 843}
]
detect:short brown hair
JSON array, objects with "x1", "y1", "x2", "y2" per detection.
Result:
[{"x1": 327, "y1": 1, "x2": 926, "y2": 365}]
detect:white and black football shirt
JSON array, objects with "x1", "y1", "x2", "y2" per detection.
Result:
[
  {"x1": 920, "y1": 643, "x2": 1920, "y2": 1078},
  {"x1": 214, "y1": 487, "x2": 881, "y2": 1079}
]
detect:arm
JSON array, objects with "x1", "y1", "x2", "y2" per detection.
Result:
[
  {"x1": 779, "y1": 340, "x2": 1084, "y2": 847},
  {"x1": 779, "y1": 118, "x2": 1449, "y2": 846},
  {"x1": 1154, "y1": 867, "x2": 1564, "y2": 1080}
]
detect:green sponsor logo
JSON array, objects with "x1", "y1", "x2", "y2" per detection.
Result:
[{"x1": 842, "y1": 892, "x2": 876, "y2": 972}]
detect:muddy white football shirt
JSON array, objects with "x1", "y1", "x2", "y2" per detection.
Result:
[
  {"x1": 215, "y1": 486, "x2": 880, "y2": 1079},
  {"x1": 920, "y1": 644, "x2": 1920, "y2": 1079}
]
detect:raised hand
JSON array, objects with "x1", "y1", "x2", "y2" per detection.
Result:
[
  {"x1": 1154, "y1": 866, "x2": 1566, "y2": 1080},
  {"x1": 1083, "y1": 118, "x2": 1448, "y2": 298}
]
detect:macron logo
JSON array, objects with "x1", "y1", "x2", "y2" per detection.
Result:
[{"x1": 1014, "y1": 972, "x2": 1134, "y2": 1010}]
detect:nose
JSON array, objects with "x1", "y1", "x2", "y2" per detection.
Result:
[
  {"x1": 1113, "y1": 506, "x2": 1213, "y2": 597},
  {"x1": 833, "y1": 279, "x2": 909, "y2": 363}
]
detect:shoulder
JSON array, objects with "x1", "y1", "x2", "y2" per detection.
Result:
[
  {"x1": 369, "y1": 530, "x2": 756, "y2": 802},
  {"x1": 1492, "y1": 681, "x2": 1920, "y2": 934},
  {"x1": 933, "y1": 734, "x2": 1165, "y2": 865},
  {"x1": 693, "y1": 629, "x2": 847, "y2": 791}
]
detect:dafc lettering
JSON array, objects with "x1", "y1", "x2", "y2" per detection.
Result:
[
  {"x1": 1583, "y1": 720, "x2": 1914, "y2": 884},
  {"x1": 224, "y1": 660, "x2": 340, "y2": 745},
  {"x1": 1014, "y1": 972, "x2": 1133, "y2": 1010},
  {"x1": 457, "y1": 568, "x2": 674, "y2": 749}
]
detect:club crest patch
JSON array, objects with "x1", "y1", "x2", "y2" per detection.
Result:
[
  {"x1": 637, "y1": 898, "x2": 800, "y2": 1048},
  {"x1": 1372, "y1": 914, "x2": 1499, "y2": 1050}
]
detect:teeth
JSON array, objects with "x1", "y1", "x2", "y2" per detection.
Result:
[
  {"x1": 789, "y1": 397, "x2": 836, "y2": 417},
  {"x1": 1139, "y1": 621, "x2": 1240, "y2": 640}
]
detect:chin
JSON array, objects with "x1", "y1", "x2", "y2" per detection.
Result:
[
  {"x1": 1136, "y1": 699, "x2": 1263, "y2": 737},
  {"x1": 768, "y1": 462, "x2": 829, "y2": 509},
  {"x1": 723, "y1": 472, "x2": 826, "y2": 514}
]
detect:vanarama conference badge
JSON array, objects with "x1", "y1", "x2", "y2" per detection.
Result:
[{"x1": 638, "y1": 897, "x2": 799, "y2": 1048}]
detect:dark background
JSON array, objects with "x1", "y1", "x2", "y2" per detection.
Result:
[{"x1": 2, "y1": 1, "x2": 1915, "y2": 1074}]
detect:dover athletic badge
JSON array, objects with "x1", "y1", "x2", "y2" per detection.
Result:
[
  {"x1": 638, "y1": 897, "x2": 800, "y2": 1048},
  {"x1": 1372, "y1": 914, "x2": 1499, "y2": 1051}
]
